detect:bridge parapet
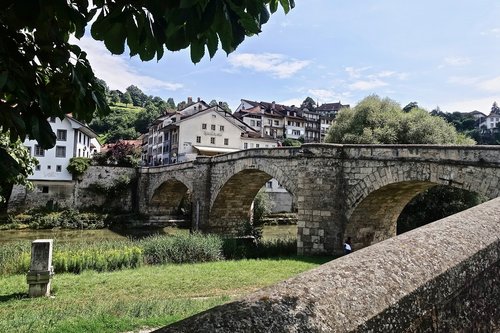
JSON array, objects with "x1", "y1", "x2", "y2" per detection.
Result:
[{"x1": 156, "y1": 197, "x2": 500, "y2": 332}]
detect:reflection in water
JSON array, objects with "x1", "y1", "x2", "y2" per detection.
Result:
[{"x1": 0, "y1": 225, "x2": 298, "y2": 244}]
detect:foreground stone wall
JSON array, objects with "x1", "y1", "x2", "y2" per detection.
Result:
[
  {"x1": 9, "y1": 166, "x2": 136, "y2": 212},
  {"x1": 156, "y1": 197, "x2": 500, "y2": 332}
]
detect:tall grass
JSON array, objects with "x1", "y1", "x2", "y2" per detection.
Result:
[
  {"x1": 141, "y1": 233, "x2": 223, "y2": 265},
  {"x1": 0, "y1": 233, "x2": 297, "y2": 275}
]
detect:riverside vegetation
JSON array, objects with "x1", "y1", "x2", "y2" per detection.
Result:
[{"x1": 0, "y1": 233, "x2": 326, "y2": 333}]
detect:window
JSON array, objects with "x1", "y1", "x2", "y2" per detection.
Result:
[
  {"x1": 34, "y1": 145, "x2": 45, "y2": 157},
  {"x1": 210, "y1": 137, "x2": 215, "y2": 144},
  {"x1": 268, "y1": 119, "x2": 272, "y2": 125},
  {"x1": 79, "y1": 132, "x2": 82, "y2": 143},
  {"x1": 266, "y1": 181, "x2": 273, "y2": 188},
  {"x1": 202, "y1": 123, "x2": 207, "y2": 129},
  {"x1": 35, "y1": 165, "x2": 41, "y2": 171},
  {"x1": 56, "y1": 165, "x2": 62, "y2": 172},
  {"x1": 56, "y1": 146, "x2": 66, "y2": 158},
  {"x1": 196, "y1": 136, "x2": 201, "y2": 143},
  {"x1": 40, "y1": 186, "x2": 49, "y2": 194},
  {"x1": 257, "y1": 121, "x2": 261, "y2": 126},
  {"x1": 78, "y1": 149, "x2": 81, "y2": 157},
  {"x1": 211, "y1": 124, "x2": 216, "y2": 130},
  {"x1": 49, "y1": 117, "x2": 56, "y2": 123},
  {"x1": 224, "y1": 138, "x2": 229, "y2": 145},
  {"x1": 47, "y1": 165, "x2": 51, "y2": 170},
  {"x1": 256, "y1": 144, "x2": 260, "y2": 148},
  {"x1": 274, "y1": 120, "x2": 279, "y2": 126},
  {"x1": 57, "y1": 129, "x2": 67, "y2": 141},
  {"x1": 244, "y1": 143, "x2": 248, "y2": 149},
  {"x1": 220, "y1": 125, "x2": 224, "y2": 131},
  {"x1": 250, "y1": 120, "x2": 255, "y2": 126}
]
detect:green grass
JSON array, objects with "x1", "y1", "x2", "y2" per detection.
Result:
[
  {"x1": 0, "y1": 257, "x2": 331, "y2": 333},
  {"x1": 109, "y1": 103, "x2": 145, "y2": 113}
]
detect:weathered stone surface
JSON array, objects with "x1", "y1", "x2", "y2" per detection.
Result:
[{"x1": 154, "y1": 197, "x2": 500, "y2": 332}]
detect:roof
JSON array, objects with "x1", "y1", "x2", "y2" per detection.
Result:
[
  {"x1": 192, "y1": 145, "x2": 240, "y2": 155},
  {"x1": 317, "y1": 102, "x2": 350, "y2": 112},
  {"x1": 67, "y1": 115, "x2": 98, "y2": 138}
]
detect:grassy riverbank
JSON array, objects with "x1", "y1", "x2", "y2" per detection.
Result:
[{"x1": 0, "y1": 257, "x2": 331, "y2": 333}]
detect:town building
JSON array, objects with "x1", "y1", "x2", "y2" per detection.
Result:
[
  {"x1": 478, "y1": 110, "x2": 500, "y2": 131},
  {"x1": 316, "y1": 101, "x2": 350, "y2": 141},
  {"x1": 144, "y1": 98, "x2": 277, "y2": 165},
  {"x1": 17, "y1": 115, "x2": 99, "y2": 202}
]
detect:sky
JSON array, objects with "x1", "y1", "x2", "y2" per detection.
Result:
[{"x1": 76, "y1": 0, "x2": 500, "y2": 113}]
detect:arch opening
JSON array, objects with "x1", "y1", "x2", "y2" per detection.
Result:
[
  {"x1": 209, "y1": 169, "x2": 295, "y2": 235},
  {"x1": 346, "y1": 181, "x2": 487, "y2": 251},
  {"x1": 149, "y1": 179, "x2": 191, "y2": 220}
]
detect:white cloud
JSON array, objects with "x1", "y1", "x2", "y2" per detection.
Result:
[
  {"x1": 348, "y1": 79, "x2": 388, "y2": 91},
  {"x1": 443, "y1": 56, "x2": 471, "y2": 66},
  {"x1": 481, "y1": 27, "x2": 500, "y2": 37},
  {"x1": 279, "y1": 98, "x2": 303, "y2": 107},
  {"x1": 307, "y1": 89, "x2": 336, "y2": 101},
  {"x1": 478, "y1": 76, "x2": 500, "y2": 92},
  {"x1": 440, "y1": 97, "x2": 498, "y2": 113},
  {"x1": 72, "y1": 36, "x2": 183, "y2": 92},
  {"x1": 228, "y1": 53, "x2": 310, "y2": 78},
  {"x1": 345, "y1": 66, "x2": 371, "y2": 79}
]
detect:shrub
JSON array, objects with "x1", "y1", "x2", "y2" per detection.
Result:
[
  {"x1": 67, "y1": 157, "x2": 91, "y2": 178},
  {"x1": 141, "y1": 233, "x2": 223, "y2": 265}
]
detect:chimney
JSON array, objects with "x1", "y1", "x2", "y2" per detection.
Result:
[
  {"x1": 187, "y1": 97, "x2": 193, "y2": 105},
  {"x1": 219, "y1": 101, "x2": 223, "y2": 107},
  {"x1": 175, "y1": 112, "x2": 181, "y2": 122},
  {"x1": 197, "y1": 97, "x2": 200, "y2": 102},
  {"x1": 271, "y1": 101, "x2": 275, "y2": 110}
]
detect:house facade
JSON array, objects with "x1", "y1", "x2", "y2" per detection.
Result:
[
  {"x1": 144, "y1": 100, "x2": 277, "y2": 165},
  {"x1": 24, "y1": 116, "x2": 98, "y2": 182}
]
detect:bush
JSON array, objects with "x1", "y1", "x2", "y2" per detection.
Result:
[
  {"x1": 141, "y1": 233, "x2": 223, "y2": 265},
  {"x1": 67, "y1": 157, "x2": 91, "y2": 178}
]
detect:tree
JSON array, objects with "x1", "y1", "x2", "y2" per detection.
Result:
[
  {"x1": 109, "y1": 90, "x2": 121, "y2": 105},
  {"x1": 0, "y1": 132, "x2": 38, "y2": 213},
  {"x1": 325, "y1": 95, "x2": 475, "y2": 145},
  {"x1": 491, "y1": 101, "x2": 500, "y2": 115},
  {"x1": 93, "y1": 141, "x2": 141, "y2": 167},
  {"x1": 1, "y1": 0, "x2": 294, "y2": 184},
  {"x1": 301, "y1": 97, "x2": 316, "y2": 109},
  {"x1": 325, "y1": 95, "x2": 480, "y2": 233},
  {"x1": 126, "y1": 85, "x2": 147, "y2": 107},
  {"x1": 166, "y1": 98, "x2": 176, "y2": 110},
  {"x1": 402, "y1": 101, "x2": 418, "y2": 113},
  {"x1": 121, "y1": 92, "x2": 133, "y2": 107}
]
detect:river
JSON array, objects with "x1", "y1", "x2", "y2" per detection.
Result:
[{"x1": 0, "y1": 225, "x2": 297, "y2": 244}]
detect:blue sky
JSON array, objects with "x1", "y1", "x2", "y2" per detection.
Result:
[{"x1": 76, "y1": 0, "x2": 500, "y2": 113}]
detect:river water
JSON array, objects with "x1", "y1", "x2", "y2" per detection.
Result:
[{"x1": 0, "y1": 225, "x2": 298, "y2": 244}]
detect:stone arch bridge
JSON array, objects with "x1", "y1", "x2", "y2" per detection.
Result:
[{"x1": 136, "y1": 144, "x2": 500, "y2": 255}]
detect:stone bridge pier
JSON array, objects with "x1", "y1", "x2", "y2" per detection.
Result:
[{"x1": 137, "y1": 144, "x2": 500, "y2": 255}]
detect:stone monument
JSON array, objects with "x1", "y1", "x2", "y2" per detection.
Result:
[{"x1": 26, "y1": 239, "x2": 54, "y2": 297}]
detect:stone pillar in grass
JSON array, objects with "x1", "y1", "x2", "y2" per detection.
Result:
[{"x1": 27, "y1": 239, "x2": 54, "y2": 297}]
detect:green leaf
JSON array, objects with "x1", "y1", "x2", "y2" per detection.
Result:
[
  {"x1": 190, "y1": 39, "x2": 205, "y2": 63},
  {"x1": 279, "y1": 0, "x2": 290, "y2": 13},
  {"x1": 269, "y1": 0, "x2": 279, "y2": 13},
  {"x1": 0, "y1": 71, "x2": 7, "y2": 90},
  {"x1": 206, "y1": 32, "x2": 218, "y2": 58},
  {"x1": 103, "y1": 22, "x2": 127, "y2": 54},
  {"x1": 180, "y1": 0, "x2": 201, "y2": 9}
]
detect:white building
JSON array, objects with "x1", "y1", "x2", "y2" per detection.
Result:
[
  {"x1": 479, "y1": 112, "x2": 500, "y2": 131},
  {"x1": 24, "y1": 116, "x2": 98, "y2": 184}
]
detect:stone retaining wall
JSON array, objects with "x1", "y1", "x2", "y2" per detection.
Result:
[{"x1": 156, "y1": 197, "x2": 500, "y2": 332}]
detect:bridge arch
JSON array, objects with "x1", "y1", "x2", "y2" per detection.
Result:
[
  {"x1": 208, "y1": 160, "x2": 297, "y2": 234},
  {"x1": 149, "y1": 177, "x2": 192, "y2": 216},
  {"x1": 345, "y1": 162, "x2": 498, "y2": 249}
]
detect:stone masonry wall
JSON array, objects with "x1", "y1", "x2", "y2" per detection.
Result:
[
  {"x1": 156, "y1": 197, "x2": 500, "y2": 332},
  {"x1": 9, "y1": 166, "x2": 136, "y2": 212}
]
